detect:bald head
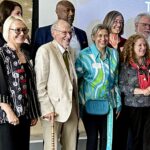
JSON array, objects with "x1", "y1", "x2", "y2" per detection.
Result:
[{"x1": 56, "y1": 0, "x2": 75, "y2": 26}]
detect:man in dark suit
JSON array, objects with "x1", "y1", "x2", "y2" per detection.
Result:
[{"x1": 33, "y1": 0, "x2": 88, "y2": 60}]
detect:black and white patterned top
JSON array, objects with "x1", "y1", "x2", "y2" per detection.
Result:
[{"x1": 0, "y1": 44, "x2": 40, "y2": 124}]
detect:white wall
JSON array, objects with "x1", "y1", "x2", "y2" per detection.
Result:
[{"x1": 39, "y1": 0, "x2": 150, "y2": 44}]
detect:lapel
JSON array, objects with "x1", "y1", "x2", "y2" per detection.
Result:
[{"x1": 50, "y1": 41, "x2": 71, "y2": 81}]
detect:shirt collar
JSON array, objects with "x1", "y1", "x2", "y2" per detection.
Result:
[
  {"x1": 55, "y1": 40, "x2": 67, "y2": 54},
  {"x1": 89, "y1": 43, "x2": 109, "y2": 60}
]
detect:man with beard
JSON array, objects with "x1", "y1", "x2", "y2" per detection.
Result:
[
  {"x1": 135, "y1": 13, "x2": 150, "y2": 44},
  {"x1": 33, "y1": 0, "x2": 88, "y2": 60}
]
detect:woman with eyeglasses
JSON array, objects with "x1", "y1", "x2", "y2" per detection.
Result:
[
  {"x1": 119, "y1": 34, "x2": 150, "y2": 150},
  {"x1": 103, "y1": 10, "x2": 126, "y2": 57},
  {"x1": 0, "y1": 16, "x2": 40, "y2": 150},
  {"x1": 103, "y1": 10, "x2": 128, "y2": 150}
]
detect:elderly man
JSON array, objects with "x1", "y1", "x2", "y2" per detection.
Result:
[
  {"x1": 135, "y1": 13, "x2": 150, "y2": 40},
  {"x1": 33, "y1": 0, "x2": 88, "y2": 60},
  {"x1": 35, "y1": 19, "x2": 79, "y2": 150}
]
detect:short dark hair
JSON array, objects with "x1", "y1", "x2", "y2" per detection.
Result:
[
  {"x1": 56, "y1": 0, "x2": 75, "y2": 12},
  {"x1": 0, "y1": 0, "x2": 22, "y2": 26}
]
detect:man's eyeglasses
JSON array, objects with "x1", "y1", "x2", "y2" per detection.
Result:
[
  {"x1": 138, "y1": 22, "x2": 150, "y2": 28},
  {"x1": 9, "y1": 28, "x2": 29, "y2": 35},
  {"x1": 54, "y1": 28, "x2": 72, "y2": 36}
]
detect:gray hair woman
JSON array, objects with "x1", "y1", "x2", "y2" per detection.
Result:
[
  {"x1": 0, "y1": 16, "x2": 40, "y2": 150},
  {"x1": 75, "y1": 24, "x2": 121, "y2": 150}
]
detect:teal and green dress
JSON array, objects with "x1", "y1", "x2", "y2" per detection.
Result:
[{"x1": 75, "y1": 43, "x2": 121, "y2": 150}]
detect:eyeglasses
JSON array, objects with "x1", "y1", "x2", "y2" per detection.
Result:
[
  {"x1": 9, "y1": 28, "x2": 29, "y2": 35},
  {"x1": 54, "y1": 28, "x2": 72, "y2": 36},
  {"x1": 113, "y1": 20, "x2": 124, "y2": 25},
  {"x1": 138, "y1": 22, "x2": 150, "y2": 28}
]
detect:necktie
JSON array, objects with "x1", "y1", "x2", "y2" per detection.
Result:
[{"x1": 63, "y1": 51, "x2": 70, "y2": 76}]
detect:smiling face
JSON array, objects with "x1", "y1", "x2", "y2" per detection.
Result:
[
  {"x1": 52, "y1": 20, "x2": 72, "y2": 49},
  {"x1": 8, "y1": 20, "x2": 28, "y2": 45},
  {"x1": 111, "y1": 15, "x2": 123, "y2": 34},
  {"x1": 134, "y1": 38, "x2": 147, "y2": 59},
  {"x1": 92, "y1": 29, "x2": 109, "y2": 51},
  {"x1": 135, "y1": 16, "x2": 150, "y2": 39}
]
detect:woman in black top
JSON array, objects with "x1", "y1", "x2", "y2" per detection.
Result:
[
  {"x1": 0, "y1": 16, "x2": 40, "y2": 150},
  {"x1": 103, "y1": 10, "x2": 127, "y2": 150}
]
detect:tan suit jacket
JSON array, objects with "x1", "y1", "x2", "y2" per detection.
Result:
[{"x1": 35, "y1": 40, "x2": 79, "y2": 122}]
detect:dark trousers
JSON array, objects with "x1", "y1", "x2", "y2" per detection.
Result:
[
  {"x1": 82, "y1": 111, "x2": 107, "y2": 150},
  {"x1": 0, "y1": 115, "x2": 30, "y2": 150},
  {"x1": 112, "y1": 105, "x2": 129, "y2": 150},
  {"x1": 128, "y1": 106, "x2": 150, "y2": 150},
  {"x1": 113, "y1": 106, "x2": 150, "y2": 150}
]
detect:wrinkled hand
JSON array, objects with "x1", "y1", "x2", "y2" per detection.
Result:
[
  {"x1": 43, "y1": 112, "x2": 57, "y2": 123},
  {"x1": 1, "y1": 103, "x2": 19, "y2": 126}
]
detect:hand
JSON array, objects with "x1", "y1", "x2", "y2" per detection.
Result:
[
  {"x1": 116, "y1": 111, "x2": 120, "y2": 119},
  {"x1": 31, "y1": 119, "x2": 38, "y2": 126},
  {"x1": 135, "y1": 88, "x2": 150, "y2": 96},
  {"x1": 116, "y1": 105, "x2": 121, "y2": 119},
  {"x1": 0, "y1": 103, "x2": 19, "y2": 126},
  {"x1": 143, "y1": 89, "x2": 150, "y2": 96},
  {"x1": 147, "y1": 86, "x2": 150, "y2": 92},
  {"x1": 43, "y1": 112, "x2": 57, "y2": 123}
]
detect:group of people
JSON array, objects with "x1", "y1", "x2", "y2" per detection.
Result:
[{"x1": 0, "y1": 0, "x2": 150, "y2": 150}]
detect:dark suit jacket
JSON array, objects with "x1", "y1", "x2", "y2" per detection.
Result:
[{"x1": 33, "y1": 25, "x2": 88, "y2": 59}]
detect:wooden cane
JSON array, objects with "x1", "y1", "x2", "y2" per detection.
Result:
[{"x1": 51, "y1": 122, "x2": 55, "y2": 150}]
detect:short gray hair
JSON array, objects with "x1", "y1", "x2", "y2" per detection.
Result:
[
  {"x1": 91, "y1": 24, "x2": 108, "y2": 40},
  {"x1": 3, "y1": 15, "x2": 27, "y2": 42},
  {"x1": 134, "y1": 13, "x2": 150, "y2": 24}
]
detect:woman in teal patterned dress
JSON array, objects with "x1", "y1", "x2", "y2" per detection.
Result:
[{"x1": 75, "y1": 24, "x2": 121, "y2": 150}]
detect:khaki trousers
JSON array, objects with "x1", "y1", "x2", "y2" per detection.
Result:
[{"x1": 41, "y1": 99, "x2": 78, "y2": 150}]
